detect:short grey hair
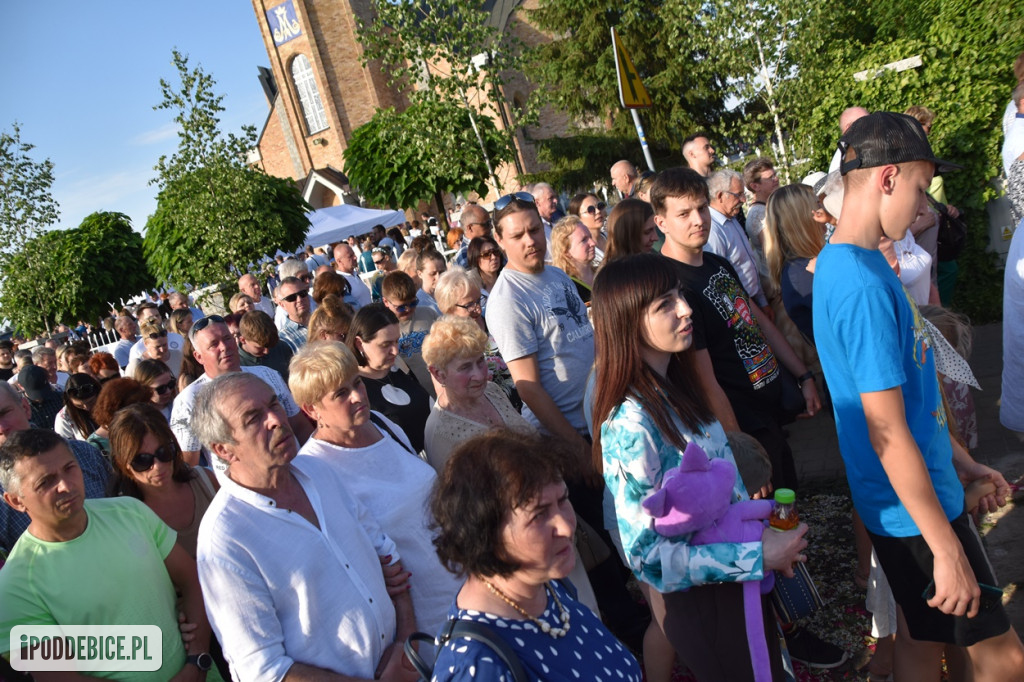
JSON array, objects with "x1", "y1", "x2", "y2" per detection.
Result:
[
  {"x1": 434, "y1": 266, "x2": 483, "y2": 314},
  {"x1": 31, "y1": 346, "x2": 55, "y2": 362},
  {"x1": 279, "y1": 259, "x2": 310, "y2": 280},
  {"x1": 192, "y1": 372, "x2": 270, "y2": 449},
  {"x1": 707, "y1": 169, "x2": 742, "y2": 199},
  {"x1": 529, "y1": 182, "x2": 555, "y2": 199}
]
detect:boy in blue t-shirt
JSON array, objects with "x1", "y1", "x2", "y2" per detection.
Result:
[{"x1": 813, "y1": 112, "x2": 1024, "y2": 679}]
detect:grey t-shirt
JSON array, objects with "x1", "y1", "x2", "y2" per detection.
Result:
[{"x1": 485, "y1": 266, "x2": 594, "y2": 433}]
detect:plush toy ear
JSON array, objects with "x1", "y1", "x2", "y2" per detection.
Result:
[
  {"x1": 680, "y1": 440, "x2": 711, "y2": 472},
  {"x1": 642, "y1": 487, "x2": 669, "y2": 518}
]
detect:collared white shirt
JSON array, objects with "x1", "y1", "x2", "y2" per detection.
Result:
[
  {"x1": 197, "y1": 456, "x2": 399, "y2": 682},
  {"x1": 252, "y1": 296, "x2": 275, "y2": 318},
  {"x1": 705, "y1": 206, "x2": 769, "y2": 308}
]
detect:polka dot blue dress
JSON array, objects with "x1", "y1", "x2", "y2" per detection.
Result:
[{"x1": 430, "y1": 581, "x2": 641, "y2": 681}]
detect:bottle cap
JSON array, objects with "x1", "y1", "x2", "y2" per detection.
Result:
[{"x1": 774, "y1": 488, "x2": 796, "y2": 505}]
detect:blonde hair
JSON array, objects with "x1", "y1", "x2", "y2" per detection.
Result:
[
  {"x1": 435, "y1": 267, "x2": 482, "y2": 314},
  {"x1": 228, "y1": 292, "x2": 254, "y2": 314},
  {"x1": 397, "y1": 249, "x2": 418, "y2": 277},
  {"x1": 919, "y1": 305, "x2": 972, "y2": 359},
  {"x1": 904, "y1": 105, "x2": 935, "y2": 128},
  {"x1": 308, "y1": 294, "x2": 355, "y2": 342},
  {"x1": 550, "y1": 215, "x2": 587, "y2": 279},
  {"x1": 288, "y1": 341, "x2": 359, "y2": 407},
  {"x1": 763, "y1": 184, "x2": 825, "y2": 288},
  {"x1": 421, "y1": 316, "x2": 488, "y2": 370}
]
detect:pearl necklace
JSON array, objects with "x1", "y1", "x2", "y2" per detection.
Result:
[{"x1": 483, "y1": 581, "x2": 571, "y2": 638}]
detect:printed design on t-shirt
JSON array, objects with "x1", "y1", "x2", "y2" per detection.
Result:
[
  {"x1": 543, "y1": 281, "x2": 592, "y2": 345},
  {"x1": 903, "y1": 287, "x2": 931, "y2": 370},
  {"x1": 399, "y1": 330, "x2": 428, "y2": 358},
  {"x1": 702, "y1": 266, "x2": 778, "y2": 389}
]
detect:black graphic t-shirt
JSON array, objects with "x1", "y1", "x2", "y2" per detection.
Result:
[{"x1": 666, "y1": 252, "x2": 781, "y2": 430}]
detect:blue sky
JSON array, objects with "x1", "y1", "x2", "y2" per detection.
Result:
[{"x1": 1, "y1": 1, "x2": 272, "y2": 235}]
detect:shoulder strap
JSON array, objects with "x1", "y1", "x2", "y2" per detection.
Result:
[
  {"x1": 370, "y1": 412, "x2": 415, "y2": 456},
  {"x1": 404, "y1": 619, "x2": 529, "y2": 682},
  {"x1": 195, "y1": 467, "x2": 217, "y2": 498}
]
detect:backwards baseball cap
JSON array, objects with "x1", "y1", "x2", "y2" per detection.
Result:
[
  {"x1": 837, "y1": 112, "x2": 962, "y2": 176},
  {"x1": 19, "y1": 365, "x2": 54, "y2": 402}
]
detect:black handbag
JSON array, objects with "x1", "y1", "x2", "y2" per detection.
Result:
[
  {"x1": 928, "y1": 195, "x2": 967, "y2": 261},
  {"x1": 405, "y1": 619, "x2": 528, "y2": 682}
]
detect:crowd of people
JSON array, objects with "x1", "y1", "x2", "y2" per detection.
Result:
[{"x1": 1, "y1": 62, "x2": 1023, "y2": 682}]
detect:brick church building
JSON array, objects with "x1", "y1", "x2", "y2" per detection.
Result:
[{"x1": 248, "y1": 0, "x2": 566, "y2": 211}]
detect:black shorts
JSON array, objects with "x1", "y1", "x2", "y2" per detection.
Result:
[{"x1": 868, "y1": 511, "x2": 1011, "y2": 646}]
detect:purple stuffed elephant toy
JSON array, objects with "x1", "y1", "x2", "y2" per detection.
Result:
[{"x1": 642, "y1": 440, "x2": 775, "y2": 682}]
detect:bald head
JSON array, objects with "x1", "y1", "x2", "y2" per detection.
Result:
[
  {"x1": 839, "y1": 107, "x2": 869, "y2": 134},
  {"x1": 610, "y1": 160, "x2": 638, "y2": 195}
]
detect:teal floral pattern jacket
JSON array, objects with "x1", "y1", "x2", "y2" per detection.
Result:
[{"x1": 600, "y1": 397, "x2": 764, "y2": 592}]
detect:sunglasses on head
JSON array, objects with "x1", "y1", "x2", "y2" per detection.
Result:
[
  {"x1": 388, "y1": 299, "x2": 419, "y2": 314},
  {"x1": 583, "y1": 202, "x2": 607, "y2": 215},
  {"x1": 281, "y1": 289, "x2": 309, "y2": 303},
  {"x1": 130, "y1": 444, "x2": 175, "y2": 473},
  {"x1": 68, "y1": 383, "x2": 98, "y2": 400},
  {"x1": 153, "y1": 379, "x2": 176, "y2": 396},
  {"x1": 144, "y1": 330, "x2": 168, "y2": 340},
  {"x1": 493, "y1": 192, "x2": 535, "y2": 213},
  {"x1": 188, "y1": 314, "x2": 225, "y2": 341}
]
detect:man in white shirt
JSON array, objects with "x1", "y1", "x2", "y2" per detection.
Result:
[
  {"x1": 705, "y1": 169, "x2": 771, "y2": 315},
  {"x1": 111, "y1": 315, "x2": 139, "y2": 368},
  {"x1": 238, "y1": 272, "x2": 276, "y2": 317},
  {"x1": 193, "y1": 372, "x2": 416, "y2": 682},
  {"x1": 334, "y1": 242, "x2": 372, "y2": 308},
  {"x1": 170, "y1": 316, "x2": 311, "y2": 469}
]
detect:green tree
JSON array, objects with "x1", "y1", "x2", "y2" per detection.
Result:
[
  {"x1": 145, "y1": 50, "x2": 310, "y2": 292},
  {"x1": 356, "y1": 0, "x2": 521, "y2": 192},
  {"x1": 0, "y1": 123, "x2": 61, "y2": 333},
  {"x1": 0, "y1": 212, "x2": 153, "y2": 335},
  {"x1": 526, "y1": 0, "x2": 729, "y2": 150},
  {"x1": 344, "y1": 99, "x2": 507, "y2": 222}
]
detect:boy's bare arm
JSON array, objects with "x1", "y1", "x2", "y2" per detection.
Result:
[{"x1": 861, "y1": 386, "x2": 980, "y2": 618}]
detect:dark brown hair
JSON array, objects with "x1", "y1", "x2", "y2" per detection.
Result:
[
  {"x1": 431, "y1": 429, "x2": 569, "y2": 578},
  {"x1": 346, "y1": 303, "x2": 399, "y2": 366},
  {"x1": 108, "y1": 403, "x2": 193, "y2": 498},
  {"x1": 650, "y1": 167, "x2": 710, "y2": 215},
  {"x1": 62, "y1": 373, "x2": 101, "y2": 437},
  {"x1": 591, "y1": 253, "x2": 713, "y2": 473},
  {"x1": 311, "y1": 271, "x2": 351, "y2": 305},
  {"x1": 604, "y1": 198, "x2": 655, "y2": 262}
]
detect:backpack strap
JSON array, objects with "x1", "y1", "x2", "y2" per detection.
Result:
[
  {"x1": 369, "y1": 412, "x2": 415, "y2": 456},
  {"x1": 404, "y1": 617, "x2": 529, "y2": 682}
]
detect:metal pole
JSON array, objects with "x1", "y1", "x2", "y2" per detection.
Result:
[{"x1": 631, "y1": 109, "x2": 655, "y2": 172}]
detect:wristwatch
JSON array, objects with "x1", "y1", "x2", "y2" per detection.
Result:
[
  {"x1": 187, "y1": 653, "x2": 214, "y2": 671},
  {"x1": 796, "y1": 371, "x2": 815, "y2": 388}
]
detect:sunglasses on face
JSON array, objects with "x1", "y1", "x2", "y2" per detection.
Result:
[
  {"x1": 373, "y1": 258, "x2": 386, "y2": 265},
  {"x1": 281, "y1": 289, "x2": 309, "y2": 304},
  {"x1": 188, "y1": 314, "x2": 225, "y2": 341},
  {"x1": 144, "y1": 330, "x2": 168, "y2": 340},
  {"x1": 153, "y1": 379, "x2": 176, "y2": 396},
  {"x1": 130, "y1": 444, "x2": 175, "y2": 472},
  {"x1": 455, "y1": 297, "x2": 484, "y2": 311},
  {"x1": 68, "y1": 383, "x2": 98, "y2": 400},
  {"x1": 493, "y1": 191, "x2": 535, "y2": 213},
  {"x1": 478, "y1": 249, "x2": 500, "y2": 260},
  {"x1": 583, "y1": 202, "x2": 607, "y2": 215},
  {"x1": 388, "y1": 299, "x2": 419, "y2": 314}
]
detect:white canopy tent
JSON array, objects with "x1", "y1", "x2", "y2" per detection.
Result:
[{"x1": 301, "y1": 204, "x2": 407, "y2": 248}]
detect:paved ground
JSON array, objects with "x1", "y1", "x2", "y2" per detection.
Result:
[{"x1": 788, "y1": 321, "x2": 1024, "y2": 633}]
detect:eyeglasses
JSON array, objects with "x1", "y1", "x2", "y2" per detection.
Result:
[
  {"x1": 582, "y1": 202, "x2": 607, "y2": 215},
  {"x1": 455, "y1": 297, "x2": 484, "y2": 311},
  {"x1": 387, "y1": 298, "x2": 419, "y2": 314},
  {"x1": 152, "y1": 379, "x2": 176, "y2": 396},
  {"x1": 188, "y1": 314, "x2": 225, "y2": 341},
  {"x1": 478, "y1": 249, "x2": 500, "y2": 260},
  {"x1": 493, "y1": 192, "x2": 535, "y2": 213},
  {"x1": 130, "y1": 445, "x2": 175, "y2": 473},
  {"x1": 759, "y1": 173, "x2": 778, "y2": 182},
  {"x1": 724, "y1": 190, "x2": 745, "y2": 200},
  {"x1": 281, "y1": 289, "x2": 309, "y2": 304},
  {"x1": 67, "y1": 383, "x2": 98, "y2": 400},
  {"x1": 144, "y1": 330, "x2": 167, "y2": 340}
]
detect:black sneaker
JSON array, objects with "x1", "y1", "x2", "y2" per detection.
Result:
[{"x1": 784, "y1": 627, "x2": 849, "y2": 669}]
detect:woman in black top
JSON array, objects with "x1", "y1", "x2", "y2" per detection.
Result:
[{"x1": 347, "y1": 303, "x2": 431, "y2": 452}]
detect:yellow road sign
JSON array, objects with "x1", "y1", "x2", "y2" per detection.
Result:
[{"x1": 611, "y1": 27, "x2": 652, "y2": 109}]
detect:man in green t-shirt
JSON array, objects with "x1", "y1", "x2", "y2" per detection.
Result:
[{"x1": 0, "y1": 429, "x2": 214, "y2": 681}]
